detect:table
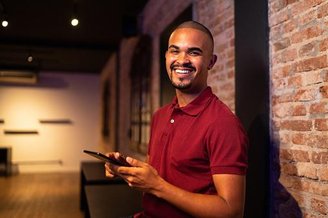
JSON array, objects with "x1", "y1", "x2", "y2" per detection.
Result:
[
  {"x1": 85, "y1": 184, "x2": 143, "y2": 218},
  {"x1": 0, "y1": 147, "x2": 12, "y2": 176},
  {"x1": 80, "y1": 161, "x2": 133, "y2": 217}
]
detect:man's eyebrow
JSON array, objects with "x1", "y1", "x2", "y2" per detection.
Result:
[
  {"x1": 168, "y1": 45, "x2": 203, "y2": 53},
  {"x1": 188, "y1": 47, "x2": 203, "y2": 53},
  {"x1": 168, "y1": 45, "x2": 179, "y2": 49}
]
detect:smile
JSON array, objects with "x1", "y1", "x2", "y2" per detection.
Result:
[{"x1": 175, "y1": 69, "x2": 192, "y2": 74}]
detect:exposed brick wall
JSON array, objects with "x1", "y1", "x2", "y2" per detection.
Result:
[
  {"x1": 269, "y1": 0, "x2": 328, "y2": 217},
  {"x1": 194, "y1": 0, "x2": 235, "y2": 111}
]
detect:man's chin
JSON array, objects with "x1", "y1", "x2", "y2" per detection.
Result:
[{"x1": 171, "y1": 82, "x2": 191, "y2": 90}]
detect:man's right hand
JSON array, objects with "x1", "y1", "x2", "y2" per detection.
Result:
[{"x1": 104, "y1": 152, "x2": 121, "y2": 178}]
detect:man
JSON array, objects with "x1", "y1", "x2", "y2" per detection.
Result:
[{"x1": 106, "y1": 20, "x2": 248, "y2": 218}]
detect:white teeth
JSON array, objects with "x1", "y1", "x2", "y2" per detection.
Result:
[{"x1": 175, "y1": 69, "x2": 190, "y2": 74}]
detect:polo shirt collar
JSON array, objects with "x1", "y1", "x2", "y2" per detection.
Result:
[{"x1": 171, "y1": 86, "x2": 213, "y2": 116}]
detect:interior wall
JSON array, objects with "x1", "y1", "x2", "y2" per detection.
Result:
[
  {"x1": 269, "y1": 0, "x2": 328, "y2": 217},
  {"x1": 0, "y1": 72, "x2": 101, "y2": 173}
]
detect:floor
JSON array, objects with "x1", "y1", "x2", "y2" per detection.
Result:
[{"x1": 0, "y1": 172, "x2": 84, "y2": 218}]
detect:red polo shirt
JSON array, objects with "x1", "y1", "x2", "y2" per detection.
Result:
[{"x1": 141, "y1": 87, "x2": 248, "y2": 218}]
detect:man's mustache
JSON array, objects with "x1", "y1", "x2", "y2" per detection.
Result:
[{"x1": 170, "y1": 63, "x2": 196, "y2": 71}]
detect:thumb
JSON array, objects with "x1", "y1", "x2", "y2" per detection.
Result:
[{"x1": 126, "y1": 156, "x2": 144, "y2": 167}]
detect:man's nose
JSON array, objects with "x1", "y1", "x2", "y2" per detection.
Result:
[{"x1": 176, "y1": 52, "x2": 190, "y2": 64}]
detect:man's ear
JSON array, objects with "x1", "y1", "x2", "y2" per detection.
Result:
[{"x1": 208, "y1": 54, "x2": 217, "y2": 70}]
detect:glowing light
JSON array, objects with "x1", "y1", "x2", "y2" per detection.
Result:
[
  {"x1": 71, "y1": 18, "x2": 79, "y2": 26},
  {"x1": 2, "y1": 20, "x2": 8, "y2": 27}
]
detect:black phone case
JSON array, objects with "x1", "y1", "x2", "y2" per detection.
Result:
[{"x1": 83, "y1": 150, "x2": 131, "y2": 167}]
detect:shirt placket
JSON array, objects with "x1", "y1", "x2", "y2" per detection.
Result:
[{"x1": 159, "y1": 108, "x2": 179, "y2": 177}]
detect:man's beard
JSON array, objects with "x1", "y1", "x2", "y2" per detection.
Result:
[
  {"x1": 169, "y1": 63, "x2": 194, "y2": 90},
  {"x1": 171, "y1": 79, "x2": 192, "y2": 90}
]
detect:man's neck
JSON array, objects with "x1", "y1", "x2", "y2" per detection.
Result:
[{"x1": 175, "y1": 86, "x2": 207, "y2": 107}]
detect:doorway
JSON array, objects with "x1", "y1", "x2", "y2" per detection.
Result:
[{"x1": 235, "y1": 0, "x2": 270, "y2": 217}]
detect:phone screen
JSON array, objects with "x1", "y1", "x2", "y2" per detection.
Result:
[{"x1": 83, "y1": 150, "x2": 131, "y2": 167}]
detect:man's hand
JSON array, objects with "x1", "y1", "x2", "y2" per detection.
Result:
[
  {"x1": 104, "y1": 152, "x2": 122, "y2": 178},
  {"x1": 106, "y1": 156, "x2": 164, "y2": 194}
]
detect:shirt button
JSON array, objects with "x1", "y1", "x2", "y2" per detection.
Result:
[{"x1": 170, "y1": 119, "x2": 175, "y2": 124}]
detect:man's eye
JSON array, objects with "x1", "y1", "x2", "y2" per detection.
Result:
[
  {"x1": 189, "y1": 51, "x2": 200, "y2": 56},
  {"x1": 169, "y1": 50, "x2": 179, "y2": 54}
]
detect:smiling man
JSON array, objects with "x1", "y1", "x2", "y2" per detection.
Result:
[{"x1": 106, "y1": 20, "x2": 249, "y2": 218}]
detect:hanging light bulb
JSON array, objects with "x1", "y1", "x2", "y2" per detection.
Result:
[
  {"x1": 27, "y1": 55, "x2": 33, "y2": 62},
  {"x1": 70, "y1": 1, "x2": 79, "y2": 27},
  {"x1": 71, "y1": 17, "x2": 79, "y2": 26},
  {"x1": 1, "y1": 19, "x2": 8, "y2": 27}
]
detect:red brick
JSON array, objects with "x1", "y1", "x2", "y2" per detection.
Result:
[
  {"x1": 318, "y1": 3, "x2": 328, "y2": 18},
  {"x1": 310, "y1": 182, "x2": 328, "y2": 197},
  {"x1": 291, "y1": 0, "x2": 324, "y2": 15},
  {"x1": 299, "y1": 42, "x2": 316, "y2": 57},
  {"x1": 299, "y1": 10, "x2": 317, "y2": 26},
  {"x1": 291, "y1": 30, "x2": 305, "y2": 44},
  {"x1": 292, "y1": 133, "x2": 306, "y2": 145},
  {"x1": 291, "y1": 26, "x2": 323, "y2": 43},
  {"x1": 319, "y1": 38, "x2": 328, "y2": 51},
  {"x1": 270, "y1": 7, "x2": 289, "y2": 26},
  {"x1": 273, "y1": 104, "x2": 291, "y2": 118},
  {"x1": 281, "y1": 162, "x2": 298, "y2": 176},
  {"x1": 315, "y1": 119, "x2": 328, "y2": 131},
  {"x1": 290, "y1": 177, "x2": 311, "y2": 192},
  {"x1": 319, "y1": 86, "x2": 328, "y2": 98},
  {"x1": 280, "y1": 149, "x2": 293, "y2": 161},
  {"x1": 303, "y1": 71, "x2": 322, "y2": 85},
  {"x1": 282, "y1": 19, "x2": 297, "y2": 33},
  {"x1": 296, "y1": 55, "x2": 328, "y2": 72},
  {"x1": 272, "y1": 92, "x2": 294, "y2": 104},
  {"x1": 280, "y1": 120, "x2": 312, "y2": 131},
  {"x1": 322, "y1": 70, "x2": 328, "y2": 82},
  {"x1": 318, "y1": 168, "x2": 328, "y2": 181},
  {"x1": 270, "y1": 0, "x2": 287, "y2": 13},
  {"x1": 311, "y1": 198, "x2": 328, "y2": 215},
  {"x1": 291, "y1": 104, "x2": 307, "y2": 116},
  {"x1": 227, "y1": 70, "x2": 234, "y2": 79},
  {"x1": 287, "y1": 75, "x2": 303, "y2": 88},
  {"x1": 307, "y1": 133, "x2": 328, "y2": 148},
  {"x1": 286, "y1": 0, "x2": 297, "y2": 4},
  {"x1": 272, "y1": 78, "x2": 287, "y2": 89},
  {"x1": 310, "y1": 102, "x2": 328, "y2": 114},
  {"x1": 314, "y1": 119, "x2": 328, "y2": 131},
  {"x1": 292, "y1": 149, "x2": 310, "y2": 162},
  {"x1": 311, "y1": 151, "x2": 328, "y2": 164},
  {"x1": 296, "y1": 162, "x2": 318, "y2": 179},
  {"x1": 272, "y1": 65, "x2": 295, "y2": 79},
  {"x1": 273, "y1": 37, "x2": 291, "y2": 51},
  {"x1": 281, "y1": 48, "x2": 297, "y2": 63},
  {"x1": 294, "y1": 88, "x2": 316, "y2": 101}
]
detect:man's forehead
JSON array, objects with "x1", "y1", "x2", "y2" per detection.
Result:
[{"x1": 172, "y1": 27, "x2": 207, "y2": 36}]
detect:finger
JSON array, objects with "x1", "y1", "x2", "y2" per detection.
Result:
[
  {"x1": 104, "y1": 163, "x2": 116, "y2": 178},
  {"x1": 126, "y1": 157, "x2": 145, "y2": 167}
]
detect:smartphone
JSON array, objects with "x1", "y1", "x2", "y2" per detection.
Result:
[{"x1": 83, "y1": 150, "x2": 131, "y2": 167}]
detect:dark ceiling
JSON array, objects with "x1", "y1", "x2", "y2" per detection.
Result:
[{"x1": 0, "y1": 0, "x2": 148, "y2": 73}]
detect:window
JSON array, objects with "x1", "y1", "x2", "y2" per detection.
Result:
[{"x1": 129, "y1": 35, "x2": 152, "y2": 154}]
